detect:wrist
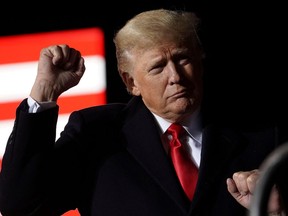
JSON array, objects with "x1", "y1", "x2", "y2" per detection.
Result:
[
  {"x1": 27, "y1": 96, "x2": 57, "y2": 113},
  {"x1": 30, "y1": 80, "x2": 59, "y2": 102}
]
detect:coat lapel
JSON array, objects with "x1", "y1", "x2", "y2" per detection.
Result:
[
  {"x1": 189, "y1": 124, "x2": 248, "y2": 211},
  {"x1": 121, "y1": 97, "x2": 190, "y2": 211}
]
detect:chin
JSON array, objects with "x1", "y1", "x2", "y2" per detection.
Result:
[
  {"x1": 174, "y1": 99, "x2": 194, "y2": 113},
  {"x1": 178, "y1": 97, "x2": 195, "y2": 106}
]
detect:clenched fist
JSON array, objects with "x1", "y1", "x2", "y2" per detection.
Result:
[
  {"x1": 30, "y1": 44, "x2": 86, "y2": 102},
  {"x1": 227, "y1": 169, "x2": 282, "y2": 214}
]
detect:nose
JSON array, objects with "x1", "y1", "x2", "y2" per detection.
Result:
[{"x1": 167, "y1": 62, "x2": 181, "y2": 84}]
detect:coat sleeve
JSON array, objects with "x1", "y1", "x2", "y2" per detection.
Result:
[{"x1": 0, "y1": 99, "x2": 79, "y2": 216}]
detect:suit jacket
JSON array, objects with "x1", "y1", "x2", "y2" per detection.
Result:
[{"x1": 0, "y1": 96, "x2": 283, "y2": 216}]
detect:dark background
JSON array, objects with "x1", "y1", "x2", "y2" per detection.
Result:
[{"x1": 1, "y1": 0, "x2": 287, "y2": 127}]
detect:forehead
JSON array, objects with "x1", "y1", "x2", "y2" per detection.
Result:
[
  {"x1": 130, "y1": 45, "x2": 189, "y2": 71},
  {"x1": 137, "y1": 43, "x2": 189, "y2": 59}
]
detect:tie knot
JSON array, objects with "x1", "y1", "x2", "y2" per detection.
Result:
[{"x1": 167, "y1": 123, "x2": 185, "y2": 139}]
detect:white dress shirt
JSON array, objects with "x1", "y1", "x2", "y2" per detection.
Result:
[{"x1": 152, "y1": 109, "x2": 203, "y2": 167}]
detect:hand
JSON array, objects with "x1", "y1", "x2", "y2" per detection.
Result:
[
  {"x1": 226, "y1": 169, "x2": 282, "y2": 214},
  {"x1": 30, "y1": 44, "x2": 86, "y2": 102}
]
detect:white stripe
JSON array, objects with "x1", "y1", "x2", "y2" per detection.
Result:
[{"x1": 0, "y1": 55, "x2": 106, "y2": 103}]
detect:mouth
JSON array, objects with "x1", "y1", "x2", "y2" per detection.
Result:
[{"x1": 170, "y1": 90, "x2": 188, "y2": 98}]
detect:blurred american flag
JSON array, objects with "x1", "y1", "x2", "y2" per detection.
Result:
[{"x1": 0, "y1": 27, "x2": 106, "y2": 216}]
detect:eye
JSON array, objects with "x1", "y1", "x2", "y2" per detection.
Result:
[
  {"x1": 175, "y1": 55, "x2": 191, "y2": 66},
  {"x1": 149, "y1": 62, "x2": 166, "y2": 74},
  {"x1": 179, "y1": 58, "x2": 191, "y2": 65},
  {"x1": 150, "y1": 66, "x2": 164, "y2": 74}
]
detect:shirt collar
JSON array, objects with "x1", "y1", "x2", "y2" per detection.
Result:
[{"x1": 152, "y1": 108, "x2": 203, "y2": 144}]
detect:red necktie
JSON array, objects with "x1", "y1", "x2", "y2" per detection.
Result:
[{"x1": 167, "y1": 123, "x2": 198, "y2": 201}]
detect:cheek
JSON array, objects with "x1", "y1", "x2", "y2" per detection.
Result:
[
  {"x1": 142, "y1": 84, "x2": 163, "y2": 98},
  {"x1": 135, "y1": 71, "x2": 169, "y2": 101},
  {"x1": 139, "y1": 76, "x2": 165, "y2": 92},
  {"x1": 141, "y1": 80, "x2": 166, "y2": 103},
  {"x1": 142, "y1": 89, "x2": 165, "y2": 111}
]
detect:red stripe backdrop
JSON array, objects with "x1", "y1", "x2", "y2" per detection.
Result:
[{"x1": 0, "y1": 27, "x2": 106, "y2": 216}]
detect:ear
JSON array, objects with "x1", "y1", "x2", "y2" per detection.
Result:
[{"x1": 120, "y1": 71, "x2": 141, "y2": 96}]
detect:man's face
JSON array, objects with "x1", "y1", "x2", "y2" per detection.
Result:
[{"x1": 125, "y1": 43, "x2": 203, "y2": 122}]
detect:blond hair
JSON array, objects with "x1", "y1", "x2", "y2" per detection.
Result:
[{"x1": 113, "y1": 8, "x2": 204, "y2": 73}]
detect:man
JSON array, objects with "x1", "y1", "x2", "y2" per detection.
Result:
[{"x1": 0, "y1": 9, "x2": 284, "y2": 216}]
